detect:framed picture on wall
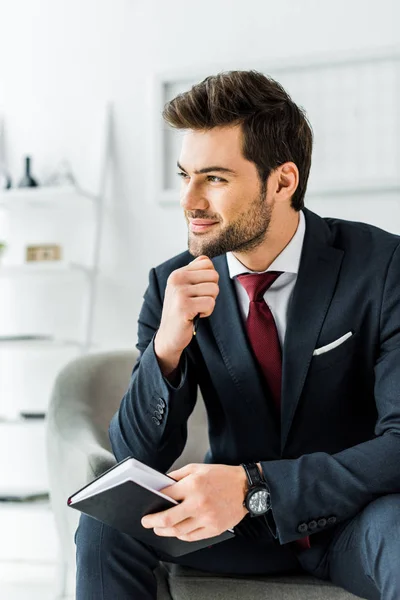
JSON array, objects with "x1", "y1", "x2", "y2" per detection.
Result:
[{"x1": 149, "y1": 48, "x2": 400, "y2": 206}]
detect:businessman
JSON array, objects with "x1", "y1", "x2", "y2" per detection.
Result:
[{"x1": 76, "y1": 70, "x2": 400, "y2": 600}]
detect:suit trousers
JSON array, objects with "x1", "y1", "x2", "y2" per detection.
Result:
[{"x1": 75, "y1": 493, "x2": 400, "y2": 600}]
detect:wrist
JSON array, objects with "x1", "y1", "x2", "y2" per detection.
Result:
[
  {"x1": 237, "y1": 466, "x2": 249, "y2": 514},
  {"x1": 154, "y1": 332, "x2": 182, "y2": 377}
]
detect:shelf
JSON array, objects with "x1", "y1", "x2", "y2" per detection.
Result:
[
  {"x1": 0, "y1": 261, "x2": 93, "y2": 277},
  {"x1": 0, "y1": 184, "x2": 97, "y2": 209},
  {"x1": 0, "y1": 416, "x2": 46, "y2": 425},
  {"x1": 0, "y1": 335, "x2": 86, "y2": 349}
]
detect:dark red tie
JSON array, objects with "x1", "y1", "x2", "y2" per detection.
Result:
[
  {"x1": 237, "y1": 271, "x2": 311, "y2": 550},
  {"x1": 237, "y1": 272, "x2": 283, "y2": 411}
]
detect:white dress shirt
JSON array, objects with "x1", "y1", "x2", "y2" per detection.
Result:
[{"x1": 226, "y1": 210, "x2": 306, "y2": 349}]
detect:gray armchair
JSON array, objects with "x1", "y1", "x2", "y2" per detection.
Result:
[{"x1": 46, "y1": 350, "x2": 359, "y2": 599}]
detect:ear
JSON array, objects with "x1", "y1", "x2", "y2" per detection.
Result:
[{"x1": 275, "y1": 162, "x2": 299, "y2": 202}]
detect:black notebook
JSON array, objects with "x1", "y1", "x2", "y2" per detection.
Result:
[{"x1": 68, "y1": 456, "x2": 235, "y2": 557}]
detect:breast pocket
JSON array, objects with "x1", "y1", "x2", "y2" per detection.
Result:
[{"x1": 310, "y1": 331, "x2": 358, "y2": 372}]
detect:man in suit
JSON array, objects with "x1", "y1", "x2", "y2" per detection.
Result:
[{"x1": 76, "y1": 70, "x2": 400, "y2": 600}]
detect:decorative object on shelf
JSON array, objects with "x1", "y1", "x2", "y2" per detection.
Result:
[
  {"x1": 0, "y1": 491, "x2": 49, "y2": 502},
  {"x1": 20, "y1": 411, "x2": 46, "y2": 419},
  {"x1": 26, "y1": 243, "x2": 62, "y2": 262},
  {"x1": 0, "y1": 167, "x2": 11, "y2": 189},
  {"x1": 43, "y1": 159, "x2": 76, "y2": 187},
  {"x1": 0, "y1": 165, "x2": 12, "y2": 189},
  {"x1": 18, "y1": 155, "x2": 39, "y2": 188},
  {"x1": 0, "y1": 240, "x2": 7, "y2": 263},
  {"x1": 0, "y1": 117, "x2": 12, "y2": 189}
]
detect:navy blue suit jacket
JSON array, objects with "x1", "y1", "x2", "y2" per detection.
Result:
[{"x1": 109, "y1": 208, "x2": 400, "y2": 547}]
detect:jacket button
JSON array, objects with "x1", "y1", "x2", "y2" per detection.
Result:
[
  {"x1": 317, "y1": 518, "x2": 327, "y2": 528},
  {"x1": 151, "y1": 416, "x2": 161, "y2": 426},
  {"x1": 156, "y1": 403, "x2": 164, "y2": 413},
  {"x1": 158, "y1": 398, "x2": 166, "y2": 408},
  {"x1": 297, "y1": 523, "x2": 308, "y2": 534},
  {"x1": 154, "y1": 410, "x2": 163, "y2": 419},
  {"x1": 308, "y1": 520, "x2": 318, "y2": 531},
  {"x1": 327, "y1": 516, "x2": 337, "y2": 526}
]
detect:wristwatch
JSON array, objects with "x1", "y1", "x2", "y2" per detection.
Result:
[{"x1": 241, "y1": 462, "x2": 271, "y2": 517}]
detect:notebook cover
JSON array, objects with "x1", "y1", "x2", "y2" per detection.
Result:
[{"x1": 68, "y1": 479, "x2": 235, "y2": 557}]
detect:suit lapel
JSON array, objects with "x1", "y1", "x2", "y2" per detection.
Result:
[
  {"x1": 208, "y1": 254, "x2": 277, "y2": 424},
  {"x1": 280, "y1": 209, "x2": 344, "y2": 451},
  {"x1": 205, "y1": 209, "x2": 344, "y2": 454}
]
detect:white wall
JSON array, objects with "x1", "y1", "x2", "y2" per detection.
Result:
[{"x1": 0, "y1": 0, "x2": 399, "y2": 417}]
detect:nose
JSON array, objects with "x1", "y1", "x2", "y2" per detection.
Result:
[{"x1": 180, "y1": 182, "x2": 209, "y2": 211}]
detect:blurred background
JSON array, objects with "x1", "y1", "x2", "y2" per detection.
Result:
[{"x1": 0, "y1": 0, "x2": 399, "y2": 597}]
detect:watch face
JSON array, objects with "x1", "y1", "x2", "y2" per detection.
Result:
[{"x1": 248, "y1": 489, "x2": 270, "y2": 515}]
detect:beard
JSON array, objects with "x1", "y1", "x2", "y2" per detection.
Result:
[{"x1": 185, "y1": 189, "x2": 273, "y2": 259}]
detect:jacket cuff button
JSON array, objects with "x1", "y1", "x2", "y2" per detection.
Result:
[{"x1": 297, "y1": 523, "x2": 308, "y2": 534}]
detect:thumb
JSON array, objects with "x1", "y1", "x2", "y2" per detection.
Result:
[{"x1": 191, "y1": 255, "x2": 209, "y2": 262}]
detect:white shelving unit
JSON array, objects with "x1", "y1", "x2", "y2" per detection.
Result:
[
  {"x1": 0, "y1": 183, "x2": 105, "y2": 356},
  {"x1": 0, "y1": 105, "x2": 112, "y2": 511}
]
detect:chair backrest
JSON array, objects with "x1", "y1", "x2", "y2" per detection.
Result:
[
  {"x1": 47, "y1": 348, "x2": 209, "y2": 463},
  {"x1": 47, "y1": 349, "x2": 138, "y2": 452}
]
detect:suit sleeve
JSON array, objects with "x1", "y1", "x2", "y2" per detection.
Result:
[
  {"x1": 261, "y1": 242, "x2": 400, "y2": 545},
  {"x1": 108, "y1": 267, "x2": 198, "y2": 473}
]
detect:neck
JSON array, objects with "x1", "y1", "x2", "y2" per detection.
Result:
[{"x1": 232, "y1": 208, "x2": 300, "y2": 272}]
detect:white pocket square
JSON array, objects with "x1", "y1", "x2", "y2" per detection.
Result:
[{"x1": 313, "y1": 331, "x2": 353, "y2": 356}]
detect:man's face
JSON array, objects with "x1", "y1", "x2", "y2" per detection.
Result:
[{"x1": 178, "y1": 125, "x2": 274, "y2": 259}]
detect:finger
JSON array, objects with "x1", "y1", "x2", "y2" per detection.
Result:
[
  {"x1": 166, "y1": 464, "x2": 196, "y2": 481},
  {"x1": 184, "y1": 270, "x2": 219, "y2": 285},
  {"x1": 153, "y1": 517, "x2": 197, "y2": 537},
  {"x1": 187, "y1": 282, "x2": 219, "y2": 298},
  {"x1": 176, "y1": 527, "x2": 211, "y2": 542},
  {"x1": 159, "y1": 479, "x2": 187, "y2": 501},
  {"x1": 189, "y1": 296, "x2": 216, "y2": 318},
  {"x1": 142, "y1": 501, "x2": 191, "y2": 529}
]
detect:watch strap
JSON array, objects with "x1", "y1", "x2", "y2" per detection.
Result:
[{"x1": 241, "y1": 462, "x2": 264, "y2": 489}]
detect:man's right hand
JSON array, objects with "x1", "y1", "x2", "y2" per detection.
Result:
[{"x1": 154, "y1": 255, "x2": 219, "y2": 377}]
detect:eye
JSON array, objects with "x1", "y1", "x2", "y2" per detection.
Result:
[
  {"x1": 176, "y1": 172, "x2": 226, "y2": 183},
  {"x1": 207, "y1": 175, "x2": 225, "y2": 183}
]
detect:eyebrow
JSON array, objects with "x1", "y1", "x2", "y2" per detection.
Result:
[{"x1": 177, "y1": 161, "x2": 237, "y2": 176}]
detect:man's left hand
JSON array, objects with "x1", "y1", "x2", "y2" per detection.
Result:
[{"x1": 141, "y1": 463, "x2": 248, "y2": 542}]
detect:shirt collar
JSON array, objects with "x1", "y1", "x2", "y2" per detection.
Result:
[{"x1": 226, "y1": 209, "x2": 306, "y2": 278}]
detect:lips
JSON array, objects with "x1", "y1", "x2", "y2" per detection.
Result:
[
  {"x1": 189, "y1": 220, "x2": 218, "y2": 233},
  {"x1": 190, "y1": 220, "x2": 218, "y2": 225}
]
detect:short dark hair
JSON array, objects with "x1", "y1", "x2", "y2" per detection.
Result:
[{"x1": 162, "y1": 70, "x2": 313, "y2": 211}]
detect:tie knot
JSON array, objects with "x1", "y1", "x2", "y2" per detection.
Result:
[{"x1": 237, "y1": 271, "x2": 282, "y2": 302}]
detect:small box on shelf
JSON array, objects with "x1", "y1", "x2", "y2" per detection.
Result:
[{"x1": 26, "y1": 244, "x2": 62, "y2": 262}]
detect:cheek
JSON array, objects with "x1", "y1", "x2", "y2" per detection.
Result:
[{"x1": 211, "y1": 190, "x2": 243, "y2": 222}]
